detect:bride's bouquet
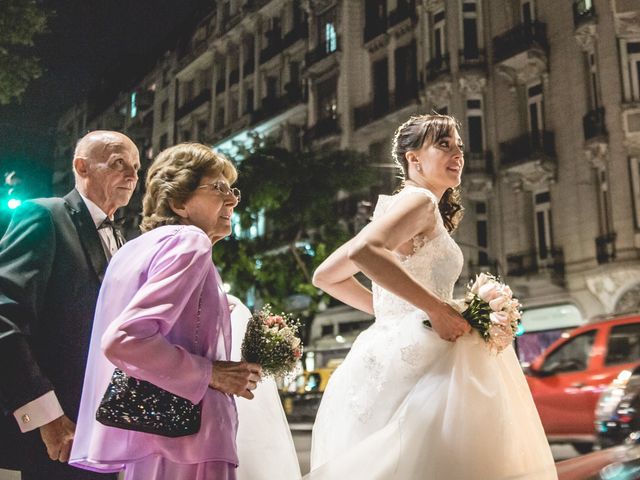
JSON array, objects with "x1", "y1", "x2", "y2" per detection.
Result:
[
  {"x1": 425, "y1": 273, "x2": 522, "y2": 352},
  {"x1": 241, "y1": 305, "x2": 303, "y2": 377},
  {"x1": 462, "y1": 273, "x2": 522, "y2": 352}
]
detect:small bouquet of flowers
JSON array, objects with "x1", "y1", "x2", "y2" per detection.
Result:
[
  {"x1": 425, "y1": 273, "x2": 522, "y2": 353},
  {"x1": 241, "y1": 305, "x2": 303, "y2": 377}
]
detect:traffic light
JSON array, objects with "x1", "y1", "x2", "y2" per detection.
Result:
[{"x1": 2, "y1": 171, "x2": 24, "y2": 211}]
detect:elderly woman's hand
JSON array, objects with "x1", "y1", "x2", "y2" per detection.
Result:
[{"x1": 210, "y1": 361, "x2": 262, "y2": 399}]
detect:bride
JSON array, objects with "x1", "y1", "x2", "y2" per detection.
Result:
[{"x1": 307, "y1": 114, "x2": 557, "y2": 479}]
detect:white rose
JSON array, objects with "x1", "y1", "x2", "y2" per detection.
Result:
[
  {"x1": 470, "y1": 273, "x2": 491, "y2": 294},
  {"x1": 489, "y1": 311, "x2": 509, "y2": 325},
  {"x1": 488, "y1": 295, "x2": 509, "y2": 312},
  {"x1": 478, "y1": 281, "x2": 502, "y2": 302}
]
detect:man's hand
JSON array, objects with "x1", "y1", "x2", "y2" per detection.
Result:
[
  {"x1": 39, "y1": 415, "x2": 75, "y2": 462},
  {"x1": 210, "y1": 361, "x2": 262, "y2": 399}
]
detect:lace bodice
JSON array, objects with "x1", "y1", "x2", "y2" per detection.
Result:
[{"x1": 371, "y1": 186, "x2": 463, "y2": 321}]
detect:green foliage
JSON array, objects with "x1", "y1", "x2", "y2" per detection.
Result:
[
  {"x1": 0, "y1": 0, "x2": 47, "y2": 104},
  {"x1": 213, "y1": 141, "x2": 374, "y2": 339}
]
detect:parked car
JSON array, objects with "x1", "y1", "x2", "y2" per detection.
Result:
[
  {"x1": 595, "y1": 365, "x2": 640, "y2": 448},
  {"x1": 525, "y1": 313, "x2": 640, "y2": 454}
]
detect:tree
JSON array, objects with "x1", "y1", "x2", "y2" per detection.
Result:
[
  {"x1": 213, "y1": 141, "x2": 376, "y2": 341},
  {"x1": 0, "y1": 0, "x2": 47, "y2": 104}
]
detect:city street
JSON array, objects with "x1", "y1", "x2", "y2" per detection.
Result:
[{"x1": 0, "y1": 427, "x2": 579, "y2": 479}]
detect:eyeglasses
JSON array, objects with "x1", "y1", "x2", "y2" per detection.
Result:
[{"x1": 197, "y1": 180, "x2": 241, "y2": 202}]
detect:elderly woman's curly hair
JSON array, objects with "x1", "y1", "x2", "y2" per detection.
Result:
[
  {"x1": 141, "y1": 143, "x2": 237, "y2": 232},
  {"x1": 391, "y1": 114, "x2": 464, "y2": 232}
]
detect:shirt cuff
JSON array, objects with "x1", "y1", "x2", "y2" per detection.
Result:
[{"x1": 13, "y1": 391, "x2": 64, "y2": 433}]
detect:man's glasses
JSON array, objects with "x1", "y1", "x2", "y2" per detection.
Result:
[{"x1": 197, "y1": 180, "x2": 241, "y2": 202}]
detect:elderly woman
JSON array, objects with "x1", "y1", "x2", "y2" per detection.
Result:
[{"x1": 70, "y1": 143, "x2": 261, "y2": 480}]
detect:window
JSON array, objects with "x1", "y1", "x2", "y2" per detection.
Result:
[
  {"x1": 160, "y1": 100, "x2": 169, "y2": 122},
  {"x1": 475, "y1": 201, "x2": 489, "y2": 265},
  {"x1": 630, "y1": 157, "x2": 640, "y2": 229},
  {"x1": 373, "y1": 58, "x2": 389, "y2": 113},
  {"x1": 395, "y1": 42, "x2": 417, "y2": 103},
  {"x1": 433, "y1": 9, "x2": 446, "y2": 59},
  {"x1": 534, "y1": 190, "x2": 552, "y2": 261},
  {"x1": 466, "y1": 98, "x2": 484, "y2": 153},
  {"x1": 245, "y1": 87, "x2": 254, "y2": 114},
  {"x1": 197, "y1": 119, "x2": 208, "y2": 141},
  {"x1": 586, "y1": 51, "x2": 600, "y2": 109},
  {"x1": 527, "y1": 82, "x2": 544, "y2": 137},
  {"x1": 540, "y1": 330, "x2": 596, "y2": 374},
  {"x1": 596, "y1": 167, "x2": 613, "y2": 235},
  {"x1": 318, "y1": 7, "x2": 337, "y2": 53},
  {"x1": 265, "y1": 75, "x2": 278, "y2": 99},
  {"x1": 321, "y1": 324, "x2": 334, "y2": 336},
  {"x1": 181, "y1": 129, "x2": 191, "y2": 142},
  {"x1": 130, "y1": 92, "x2": 137, "y2": 118},
  {"x1": 605, "y1": 323, "x2": 640, "y2": 366},
  {"x1": 215, "y1": 106, "x2": 225, "y2": 129},
  {"x1": 521, "y1": 0, "x2": 535, "y2": 24},
  {"x1": 462, "y1": 1, "x2": 479, "y2": 57},
  {"x1": 183, "y1": 80, "x2": 194, "y2": 105},
  {"x1": 316, "y1": 76, "x2": 338, "y2": 121},
  {"x1": 159, "y1": 133, "x2": 168, "y2": 151},
  {"x1": 626, "y1": 42, "x2": 640, "y2": 101}
]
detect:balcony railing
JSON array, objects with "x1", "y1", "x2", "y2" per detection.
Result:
[
  {"x1": 353, "y1": 99, "x2": 389, "y2": 129},
  {"x1": 243, "y1": 59, "x2": 255, "y2": 77},
  {"x1": 583, "y1": 107, "x2": 607, "y2": 140},
  {"x1": 459, "y1": 48, "x2": 487, "y2": 69},
  {"x1": 176, "y1": 89, "x2": 211, "y2": 120},
  {"x1": 595, "y1": 232, "x2": 616, "y2": 264},
  {"x1": 492, "y1": 21, "x2": 548, "y2": 64},
  {"x1": 499, "y1": 131, "x2": 555, "y2": 167},
  {"x1": 364, "y1": 17, "x2": 387, "y2": 43},
  {"x1": 215, "y1": 78, "x2": 225, "y2": 95},
  {"x1": 283, "y1": 23, "x2": 308, "y2": 47},
  {"x1": 229, "y1": 69, "x2": 239, "y2": 86},
  {"x1": 303, "y1": 115, "x2": 340, "y2": 144},
  {"x1": 426, "y1": 54, "x2": 451, "y2": 81},
  {"x1": 388, "y1": 0, "x2": 415, "y2": 27},
  {"x1": 260, "y1": 34, "x2": 283, "y2": 64},
  {"x1": 465, "y1": 151, "x2": 494, "y2": 174},
  {"x1": 306, "y1": 38, "x2": 340, "y2": 67},
  {"x1": 507, "y1": 248, "x2": 564, "y2": 280},
  {"x1": 573, "y1": 0, "x2": 596, "y2": 28},
  {"x1": 250, "y1": 84, "x2": 306, "y2": 124}
]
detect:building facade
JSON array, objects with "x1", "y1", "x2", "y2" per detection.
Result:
[{"x1": 55, "y1": 0, "x2": 640, "y2": 352}]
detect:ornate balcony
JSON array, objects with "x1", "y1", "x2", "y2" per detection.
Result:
[
  {"x1": 303, "y1": 115, "x2": 340, "y2": 144},
  {"x1": 388, "y1": 0, "x2": 415, "y2": 27},
  {"x1": 176, "y1": 89, "x2": 211, "y2": 120},
  {"x1": 595, "y1": 232, "x2": 617, "y2": 264},
  {"x1": 364, "y1": 17, "x2": 387, "y2": 43},
  {"x1": 458, "y1": 48, "x2": 487, "y2": 71},
  {"x1": 499, "y1": 131, "x2": 555, "y2": 168},
  {"x1": 306, "y1": 38, "x2": 340, "y2": 68},
  {"x1": 583, "y1": 107, "x2": 607, "y2": 140},
  {"x1": 573, "y1": 0, "x2": 596, "y2": 29},
  {"x1": 353, "y1": 99, "x2": 389, "y2": 130},
  {"x1": 507, "y1": 248, "x2": 564, "y2": 284},
  {"x1": 260, "y1": 33, "x2": 283, "y2": 64},
  {"x1": 283, "y1": 23, "x2": 308, "y2": 47},
  {"x1": 250, "y1": 85, "x2": 305, "y2": 124},
  {"x1": 466, "y1": 151, "x2": 494, "y2": 175},
  {"x1": 492, "y1": 21, "x2": 548, "y2": 70},
  {"x1": 425, "y1": 54, "x2": 451, "y2": 82},
  {"x1": 229, "y1": 69, "x2": 239, "y2": 86}
]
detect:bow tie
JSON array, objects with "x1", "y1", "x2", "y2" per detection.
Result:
[{"x1": 99, "y1": 217, "x2": 125, "y2": 230}]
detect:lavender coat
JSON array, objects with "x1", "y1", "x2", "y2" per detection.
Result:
[{"x1": 70, "y1": 225, "x2": 237, "y2": 473}]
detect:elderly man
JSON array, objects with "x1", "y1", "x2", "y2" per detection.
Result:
[{"x1": 0, "y1": 131, "x2": 140, "y2": 480}]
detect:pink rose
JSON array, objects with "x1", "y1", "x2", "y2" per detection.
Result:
[
  {"x1": 488, "y1": 295, "x2": 509, "y2": 312},
  {"x1": 489, "y1": 311, "x2": 509, "y2": 325},
  {"x1": 470, "y1": 273, "x2": 491, "y2": 295},
  {"x1": 478, "y1": 281, "x2": 502, "y2": 302}
]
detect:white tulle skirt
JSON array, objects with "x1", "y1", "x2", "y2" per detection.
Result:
[{"x1": 308, "y1": 313, "x2": 557, "y2": 480}]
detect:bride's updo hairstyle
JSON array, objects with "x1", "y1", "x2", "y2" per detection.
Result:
[{"x1": 392, "y1": 114, "x2": 464, "y2": 232}]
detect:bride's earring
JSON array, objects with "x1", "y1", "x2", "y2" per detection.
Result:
[{"x1": 416, "y1": 164, "x2": 422, "y2": 173}]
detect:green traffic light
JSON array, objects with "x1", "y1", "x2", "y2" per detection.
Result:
[{"x1": 7, "y1": 198, "x2": 22, "y2": 210}]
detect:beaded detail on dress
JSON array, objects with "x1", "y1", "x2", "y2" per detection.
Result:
[{"x1": 371, "y1": 186, "x2": 464, "y2": 322}]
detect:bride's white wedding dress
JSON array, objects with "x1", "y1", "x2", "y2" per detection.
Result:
[{"x1": 308, "y1": 186, "x2": 557, "y2": 480}]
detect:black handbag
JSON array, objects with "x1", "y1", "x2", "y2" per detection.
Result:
[{"x1": 95, "y1": 295, "x2": 203, "y2": 437}]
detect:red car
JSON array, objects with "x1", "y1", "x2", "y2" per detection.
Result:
[{"x1": 525, "y1": 313, "x2": 640, "y2": 453}]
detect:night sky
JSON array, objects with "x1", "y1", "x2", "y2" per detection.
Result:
[{"x1": 0, "y1": 0, "x2": 210, "y2": 195}]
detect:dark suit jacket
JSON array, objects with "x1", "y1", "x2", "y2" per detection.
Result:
[{"x1": 0, "y1": 189, "x2": 109, "y2": 471}]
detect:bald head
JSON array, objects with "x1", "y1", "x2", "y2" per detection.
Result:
[{"x1": 73, "y1": 130, "x2": 141, "y2": 216}]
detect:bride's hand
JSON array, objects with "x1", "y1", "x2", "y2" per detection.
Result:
[{"x1": 427, "y1": 302, "x2": 471, "y2": 342}]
